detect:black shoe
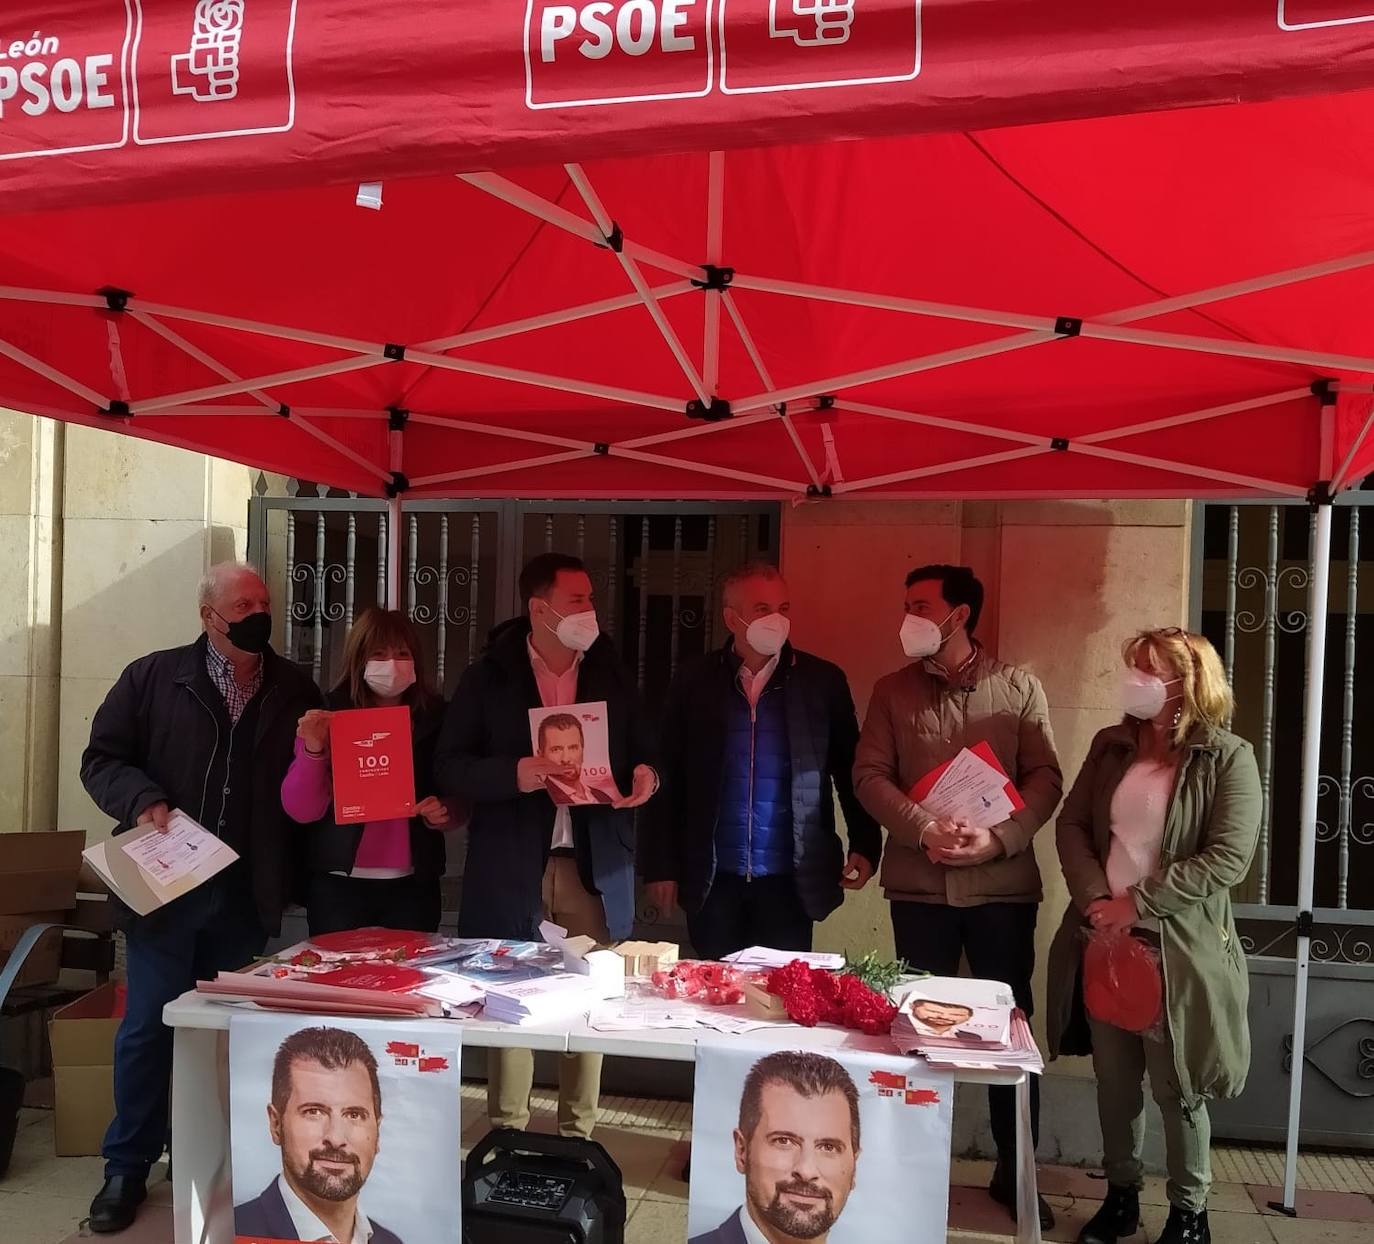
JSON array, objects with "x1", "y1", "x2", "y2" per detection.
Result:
[
  {"x1": 680, "y1": 1157, "x2": 690, "y2": 1182},
  {"x1": 1156, "y1": 1205, "x2": 1210, "y2": 1244},
  {"x1": 88, "y1": 1175, "x2": 147, "y2": 1234},
  {"x1": 988, "y1": 1161, "x2": 1056, "y2": 1231},
  {"x1": 1077, "y1": 1183, "x2": 1141, "y2": 1244}
]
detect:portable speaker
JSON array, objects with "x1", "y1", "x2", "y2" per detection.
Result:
[{"x1": 463, "y1": 1127, "x2": 626, "y2": 1244}]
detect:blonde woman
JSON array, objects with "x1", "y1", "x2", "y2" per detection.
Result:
[{"x1": 1047, "y1": 629, "x2": 1261, "y2": 1244}]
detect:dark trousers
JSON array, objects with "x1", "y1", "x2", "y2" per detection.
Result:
[
  {"x1": 104, "y1": 881, "x2": 265, "y2": 1178},
  {"x1": 305, "y1": 872, "x2": 442, "y2": 937},
  {"x1": 891, "y1": 900, "x2": 1041, "y2": 1164},
  {"x1": 687, "y1": 873, "x2": 813, "y2": 962}
]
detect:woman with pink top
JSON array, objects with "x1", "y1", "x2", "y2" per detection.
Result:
[{"x1": 281, "y1": 608, "x2": 463, "y2": 935}]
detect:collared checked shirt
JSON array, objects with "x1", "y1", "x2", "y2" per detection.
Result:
[{"x1": 205, "y1": 640, "x2": 263, "y2": 723}]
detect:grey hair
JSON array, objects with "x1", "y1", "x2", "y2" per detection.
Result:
[
  {"x1": 197, "y1": 562, "x2": 264, "y2": 609},
  {"x1": 721, "y1": 560, "x2": 784, "y2": 610}
]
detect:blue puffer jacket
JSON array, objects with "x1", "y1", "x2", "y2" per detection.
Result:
[{"x1": 714, "y1": 679, "x2": 793, "y2": 877}]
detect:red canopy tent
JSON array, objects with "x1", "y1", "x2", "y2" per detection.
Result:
[{"x1": 5, "y1": 0, "x2": 1374, "y2": 1216}]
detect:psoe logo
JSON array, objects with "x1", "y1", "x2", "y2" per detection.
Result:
[
  {"x1": 1278, "y1": 1, "x2": 1374, "y2": 28},
  {"x1": 354, "y1": 732, "x2": 392, "y2": 749},
  {"x1": 171, "y1": 0, "x2": 246, "y2": 101},
  {"x1": 770, "y1": 0, "x2": 854, "y2": 46}
]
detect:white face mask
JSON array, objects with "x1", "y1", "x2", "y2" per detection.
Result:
[
  {"x1": 900, "y1": 609, "x2": 957, "y2": 660},
  {"x1": 1122, "y1": 669, "x2": 1180, "y2": 720},
  {"x1": 548, "y1": 607, "x2": 600, "y2": 653},
  {"x1": 744, "y1": 612, "x2": 790, "y2": 658},
  {"x1": 364, "y1": 658, "x2": 416, "y2": 699}
]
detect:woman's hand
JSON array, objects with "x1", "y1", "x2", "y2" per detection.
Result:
[
  {"x1": 1087, "y1": 894, "x2": 1138, "y2": 932},
  {"x1": 415, "y1": 796, "x2": 451, "y2": 829},
  {"x1": 297, "y1": 709, "x2": 333, "y2": 756}
]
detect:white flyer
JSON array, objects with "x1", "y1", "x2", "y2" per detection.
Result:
[
  {"x1": 119, "y1": 811, "x2": 238, "y2": 884},
  {"x1": 919, "y1": 749, "x2": 1016, "y2": 830}
]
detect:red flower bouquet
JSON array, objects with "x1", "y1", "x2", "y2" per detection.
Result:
[{"x1": 766, "y1": 959, "x2": 899, "y2": 1035}]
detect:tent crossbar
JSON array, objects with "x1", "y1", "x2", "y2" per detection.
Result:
[
  {"x1": 129, "y1": 310, "x2": 279, "y2": 413},
  {"x1": 406, "y1": 346, "x2": 685, "y2": 413},
  {"x1": 1081, "y1": 321, "x2": 1374, "y2": 375},
  {"x1": 0, "y1": 335, "x2": 110, "y2": 409},
  {"x1": 616, "y1": 409, "x2": 778, "y2": 449},
  {"x1": 734, "y1": 331, "x2": 1058, "y2": 414},
  {"x1": 129, "y1": 355, "x2": 383, "y2": 414},
  {"x1": 836, "y1": 445, "x2": 1050, "y2": 493},
  {"x1": 704, "y1": 150, "x2": 726, "y2": 396},
  {"x1": 0, "y1": 286, "x2": 107, "y2": 309},
  {"x1": 1333, "y1": 406, "x2": 1374, "y2": 491},
  {"x1": 609, "y1": 445, "x2": 807, "y2": 492},
  {"x1": 732, "y1": 273, "x2": 1051, "y2": 333},
  {"x1": 291, "y1": 414, "x2": 393, "y2": 485},
  {"x1": 411, "y1": 448, "x2": 590, "y2": 488},
  {"x1": 458, "y1": 171, "x2": 701, "y2": 280},
  {"x1": 129, "y1": 299, "x2": 386, "y2": 355},
  {"x1": 1077, "y1": 389, "x2": 1314, "y2": 445},
  {"x1": 1069, "y1": 442, "x2": 1308, "y2": 495},
  {"x1": 834, "y1": 399, "x2": 1047, "y2": 447},
  {"x1": 565, "y1": 162, "x2": 711, "y2": 405},
  {"x1": 407, "y1": 411, "x2": 591, "y2": 451},
  {"x1": 722, "y1": 289, "x2": 823, "y2": 488},
  {"x1": 413, "y1": 282, "x2": 695, "y2": 353}
]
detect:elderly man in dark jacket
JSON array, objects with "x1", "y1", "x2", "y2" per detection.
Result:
[
  {"x1": 79, "y1": 563, "x2": 321, "y2": 1234},
  {"x1": 642, "y1": 561, "x2": 880, "y2": 961},
  {"x1": 435, "y1": 552, "x2": 656, "y2": 1140}
]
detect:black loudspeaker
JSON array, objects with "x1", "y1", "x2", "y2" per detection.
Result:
[{"x1": 463, "y1": 1128, "x2": 626, "y2": 1244}]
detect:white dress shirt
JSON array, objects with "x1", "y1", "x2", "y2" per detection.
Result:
[
  {"x1": 736, "y1": 653, "x2": 780, "y2": 709},
  {"x1": 277, "y1": 1174, "x2": 374, "y2": 1244},
  {"x1": 739, "y1": 1203, "x2": 772, "y2": 1244}
]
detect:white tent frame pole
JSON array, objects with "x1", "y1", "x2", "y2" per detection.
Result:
[
  {"x1": 0, "y1": 335, "x2": 110, "y2": 409},
  {"x1": 704, "y1": 151, "x2": 726, "y2": 395},
  {"x1": 291, "y1": 414, "x2": 394, "y2": 487},
  {"x1": 722, "y1": 290, "x2": 823, "y2": 487},
  {"x1": 457, "y1": 172, "x2": 702, "y2": 280},
  {"x1": 129, "y1": 312, "x2": 280, "y2": 412},
  {"x1": 1332, "y1": 408, "x2": 1374, "y2": 492},
  {"x1": 565, "y1": 163, "x2": 711, "y2": 404},
  {"x1": 1079, "y1": 390, "x2": 1313, "y2": 444},
  {"x1": 136, "y1": 406, "x2": 387, "y2": 418},
  {"x1": 836, "y1": 445, "x2": 1050, "y2": 493},
  {"x1": 1277, "y1": 495, "x2": 1334, "y2": 1215},
  {"x1": 617, "y1": 409, "x2": 778, "y2": 449},
  {"x1": 1068, "y1": 442, "x2": 1308, "y2": 496},
  {"x1": 386, "y1": 427, "x2": 404, "y2": 609},
  {"x1": 131, "y1": 356, "x2": 385, "y2": 413},
  {"x1": 835, "y1": 399, "x2": 1048, "y2": 446},
  {"x1": 609, "y1": 445, "x2": 806, "y2": 492},
  {"x1": 417, "y1": 282, "x2": 694, "y2": 352},
  {"x1": 406, "y1": 413, "x2": 591, "y2": 452},
  {"x1": 411, "y1": 450, "x2": 591, "y2": 489}
]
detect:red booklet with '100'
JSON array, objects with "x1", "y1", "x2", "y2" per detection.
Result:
[{"x1": 329, "y1": 706, "x2": 416, "y2": 824}]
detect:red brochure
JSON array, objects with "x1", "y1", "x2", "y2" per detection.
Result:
[{"x1": 328, "y1": 707, "x2": 416, "y2": 824}]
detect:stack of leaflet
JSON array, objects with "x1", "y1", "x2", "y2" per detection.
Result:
[
  {"x1": 889, "y1": 976, "x2": 1039, "y2": 1072},
  {"x1": 483, "y1": 972, "x2": 602, "y2": 1025}
]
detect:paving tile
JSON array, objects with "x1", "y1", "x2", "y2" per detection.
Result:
[
  {"x1": 627, "y1": 1195, "x2": 688, "y2": 1244},
  {"x1": 595, "y1": 1124, "x2": 681, "y2": 1200},
  {"x1": 1250, "y1": 1185, "x2": 1374, "y2": 1223},
  {"x1": 1267, "y1": 1217, "x2": 1374, "y2": 1244},
  {"x1": 1138, "y1": 1203, "x2": 1273, "y2": 1244},
  {"x1": 641, "y1": 1137, "x2": 691, "y2": 1203},
  {"x1": 0, "y1": 1189, "x2": 90, "y2": 1244}
]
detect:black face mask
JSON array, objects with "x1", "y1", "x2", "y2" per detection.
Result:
[{"x1": 214, "y1": 608, "x2": 272, "y2": 655}]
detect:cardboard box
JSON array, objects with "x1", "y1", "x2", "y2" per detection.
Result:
[
  {"x1": 611, "y1": 940, "x2": 679, "y2": 978},
  {"x1": 49, "y1": 983, "x2": 124, "y2": 1157},
  {"x1": 0, "y1": 912, "x2": 67, "y2": 987},
  {"x1": 0, "y1": 830, "x2": 85, "y2": 916}
]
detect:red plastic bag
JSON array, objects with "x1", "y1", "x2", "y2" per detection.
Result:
[{"x1": 1083, "y1": 928, "x2": 1163, "y2": 1035}]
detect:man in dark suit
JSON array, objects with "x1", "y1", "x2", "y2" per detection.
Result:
[
  {"x1": 690, "y1": 1051, "x2": 861, "y2": 1244},
  {"x1": 235, "y1": 1026, "x2": 403, "y2": 1244}
]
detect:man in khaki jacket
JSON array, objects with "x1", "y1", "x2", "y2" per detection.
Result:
[{"x1": 854, "y1": 564, "x2": 1062, "y2": 1231}]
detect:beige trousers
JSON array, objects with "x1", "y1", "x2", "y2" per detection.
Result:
[{"x1": 487, "y1": 855, "x2": 610, "y2": 1138}]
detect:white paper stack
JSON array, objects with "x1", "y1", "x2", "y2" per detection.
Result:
[
  {"x1": 722, "y1": 946, "x2": 845, "y2": 971},
  {"x1": 893, "y1": 977, "x2": 1015, "y2": 1051},
  {"x1": 483, "y1": 972, "x2": 600, "y2": 1025}
]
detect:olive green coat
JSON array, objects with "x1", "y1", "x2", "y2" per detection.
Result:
[{"x1": 1046, "y1": 721, "x2": 1262, "y2": 1107}]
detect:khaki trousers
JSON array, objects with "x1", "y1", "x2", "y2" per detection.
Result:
[
  {"x1": 1089, "y1": 1015, "x2": 1213, "y2": 1211},
  {"x1": 487, "y1": 855, "x2": 609, "y2": 1138}
]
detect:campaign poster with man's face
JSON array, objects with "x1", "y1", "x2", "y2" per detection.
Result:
[
  {"x1": 688, "y1": 1042, "x2": 953, "y2": 1244},
  {"x1": 529, "y1": 700, "x2": 622, "y2": 806},
  {"x1": 229, "y1": 1013, "x2": 462, "y2": 1244}
]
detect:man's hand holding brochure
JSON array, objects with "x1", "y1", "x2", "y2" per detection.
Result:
[{"x1": 909, "y1": 742, "x2": 1024, "y2": 865}]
